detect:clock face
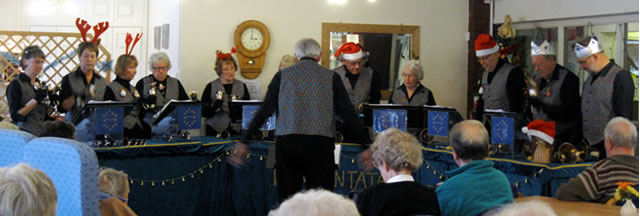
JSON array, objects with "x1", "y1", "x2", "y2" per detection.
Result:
[{"x1": 241, "y1": 27, "x2": 264, "y2": 51}]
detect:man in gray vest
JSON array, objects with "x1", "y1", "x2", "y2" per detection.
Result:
[
  {"x1": 228, "y1": 38, "x2": 369, "y2": 201},
  {"x1": 332, "y1": 42, "x2": 381, "y2": 110},
  {"x1": 529, "y1": 40, "x2": 581, "y2": 145},
  {"x1": 474, "y1": 34, "x2": 526, "y2": 114},
  {"x1": 575, "y1": 36, "x2": 634, "y2": 159}
]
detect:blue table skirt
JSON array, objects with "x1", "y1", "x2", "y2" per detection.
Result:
[{"x1": 94, "y1": 137, "x2": 592, "y2": 216}]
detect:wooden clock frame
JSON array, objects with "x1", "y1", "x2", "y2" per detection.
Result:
[{"x1": 234, "y1": 20, "x2": 271, "y2": 79}]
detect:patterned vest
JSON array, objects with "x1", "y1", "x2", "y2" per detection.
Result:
[
  {"x1": 334, "y1": 66, "x2": 373, "y2": 108},
  {"x1": 141, "y1": 75, "x2": 180, "y2": 120},
  {"x1": 390, "y1": 84, "x2": 433, "y2": 106},
  {"x1": 582, "y1": 64, "x2": 623, "y2": 145},
  {"x1": 206, "y1": 79, "x2": 246, "y2": 132},
  {"x1": 482, "y1": 63, "x2": 515, "y2": 111},
  {"x1": 13, "y1": 77, "x2": 47, "y2": 136},
  {"x1": 532, "y1": 65, "x2": 577, "y2": 136},
  {"x1": 65, "y1": 71, "x2": 106, "y2": 121},
  {"x1": 277, "y1": 59, "x2": 335, "y2": 137},
  {"x1": 108, "y1": 81, "x2": 142, "y2": 129}
]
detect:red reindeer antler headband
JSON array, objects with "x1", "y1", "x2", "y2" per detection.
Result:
[
  {"x1": 216, "y1": 47, "x2": 237, "y2": 60},
  {"x1": 125, "y1": 33, "x2": 142, "y2": 55},
  {"x1": 75, "y1": 17, "x2": 110, "y2": 44}
]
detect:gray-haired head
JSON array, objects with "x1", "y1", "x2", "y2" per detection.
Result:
[
  {"x1": 294, "y1": 38, "x2": 321, "y2": 60},
  {"x1": 492, "y1": 200, "x2": 557, "y2": 216},
  {"x1": 148, "y1": 52, "x2": 172, "y2": 70},
  {"x1": 0, "y1": 163, "x2": 57, "y2": 216},
  {"x1": 449, "y1": 120, "x2": 489, "y2": 161},
  {"x1": 604, "y1": 117, "x2": 638, "y2": 148},
  {"x1": 402, "y1": 60, "x2": 425, "y2": 80},
  {"x1": 371, "y1": 128, "x2": 423, "y2": 172},
  {"x1": 268, "y1": 189, "x2": 359, "y2": 216}
]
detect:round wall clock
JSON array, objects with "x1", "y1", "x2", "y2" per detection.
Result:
[{"x1": 234, "y1": 20, "x2": 271, "y2": 79}]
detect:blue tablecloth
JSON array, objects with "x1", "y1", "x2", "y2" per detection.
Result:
[{"x1": 94, "y1": 137, "x2": 593, "y2": 216}]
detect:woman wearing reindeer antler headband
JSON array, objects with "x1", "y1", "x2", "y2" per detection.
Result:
[
  {"x1": 59, "y1": 18, "x2": 109, "y2": 121},
  {"x1": 103, "y1": 33, "x2": 151, "y2": 139},
  {"x1": 201, "y1": 48, "x2": 251, "y2": 136}
]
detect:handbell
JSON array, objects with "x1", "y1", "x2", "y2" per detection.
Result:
[
  {"x1": 525, "y1": 76, "x2": 539, "y2": 97},
  {"x1": 556, "y1": 142, "x2": 585, "y2": 163},
  {"x1": 189, "y1": 91, "x2": 199, "y2": 101}
]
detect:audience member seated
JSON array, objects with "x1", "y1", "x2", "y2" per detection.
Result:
[
  {"x1": 40, "y1": 120, "x2": 76, "y2": 139},
  {"x1": 555, "y1": 117, "x2": 638, "y2": 203},
  {"x1": 436, "y1": 120, "x2": 513, "y2": 216},
  {"x1": 490, "y1": 200, "x2": 557, "y2": 216},
  {"x1": 355, "y1": 128, "x2": 440, "y2": 216},
  {"x1": 279, "y1": 54, "x2": 297, "y2": 69},
  {"x1": 0, "y1": 119, "x2": 19, "y2": 130},
  {"x1": 268, "y1": 189, "x2": 359, "y2": 216},
  {"x1": 0, "y1": 163, "x2": 57, "y2": 216},
  {"x1": 98, "y1": 168, "x2": 137, "y2": 216}
]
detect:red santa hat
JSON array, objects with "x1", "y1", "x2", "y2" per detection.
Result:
[
  {"x1": 521, "y1": 120, "x2": 556, "y2": 144},
  {"x1": 474, "y1": 34, "x2": 500, "y2": 56},
  {"x1": 334, "y1": 42, "x2": 363, "y2": 61}
]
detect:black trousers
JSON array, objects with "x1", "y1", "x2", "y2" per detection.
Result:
[{"x1": 275, "y1": 134, "x2": 336, "y2": 201}]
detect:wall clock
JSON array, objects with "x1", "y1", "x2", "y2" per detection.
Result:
[{"x1": 234, "y1": 20, "x2": 271, "y2": 79}]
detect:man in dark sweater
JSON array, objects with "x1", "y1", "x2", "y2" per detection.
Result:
[
  {"x1": 474, "y1": 34, "x2": 526, "y2": 114},
  {"x1": 529, "y1": 40, "x2": 581, "y2": 145},
  {"x1": 556, "y1": 117, "x2": 638, "y2": 203},
  {"x1": 228, "y1": 38, "x2": 370, "y2": 202},
  {"x1": 356, "y1": 128, "x2": 439, "y2": 216},
  {"x1": 575, "y1": 36, "x2": 635, "y2": 159}
]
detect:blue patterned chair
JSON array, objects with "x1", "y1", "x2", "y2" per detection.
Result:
[
  {"x1": 0, "y1": 129, "x2": 35, "y2": 167},
  {"x1": 24, "y1": 137, "x2": 100, "y2": 216}
]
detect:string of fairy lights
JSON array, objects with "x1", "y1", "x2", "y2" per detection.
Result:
[{"x1": 125, "y1": 147, "x2": 548, "y2": 190}]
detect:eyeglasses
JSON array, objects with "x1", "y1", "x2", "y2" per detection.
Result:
[
  {"x1": 344, "y1": 60, "x2": 363, "y2": 67},
  {"x1": 152, "y1": 66, "x2": 168, "y2": 71},
  {"x1": 577, "y1": 56, "x2": 592, "y2": 65},
  {"x1": 477, "y1": 55, "x2": 492, "y2": 63}
]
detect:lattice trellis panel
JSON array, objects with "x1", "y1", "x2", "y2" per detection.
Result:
[{"x1": 0, "y1": 31, "x2": 112, "y2": 117}]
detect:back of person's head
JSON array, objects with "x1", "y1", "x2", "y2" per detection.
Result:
[
  {"x1": 40, "y1": 120, "x2": 76, "y2": 139},
  {"x1": 490, "y1": 200, "x2": 557, "y2": 216},
  {"x1": 98, "y1": 168, "x2": 129, "y2": 199},
  {"x1": 371, "y1": 128, "x2": 423, "y2": 172},
  {"x1": 279, "y1": 54, "x2": 298, "y2": 69},
  {"x1": 449, "y1": 120, "x2": 490, "y2": 161},
  {"x1": 0, "y1": 163, "x2": 57, "y2": 216},
  {"x1": 605, "y1": 117, "x2": 638, "y2": 149},
  {"x1": 268, "y1": 189, "x2": 359, "y2": 216},
  {"x1": 0, "y1": 121, "x2": 19, "y2": 130},
  {"x1": 294, "y1": 38, "x2": 321, "y2": 60}
]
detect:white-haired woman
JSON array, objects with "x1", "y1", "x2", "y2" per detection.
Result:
[
  {"x1": 135, "y1": 52, "x2": 189, "y2": 125},
  {"x1": 355, "y1": 128, "x2": 439, "y2": 216},
  {"x1": 0, "y1": 163, "x2": 57, "y2": 216},
  {"x1": 98, "y1": 168, "x2": 136, "y2": 216},
  {"x1": 389, "y1": 60, "x2": 436, "y2": 106}
]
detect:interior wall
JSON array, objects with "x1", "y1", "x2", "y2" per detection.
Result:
[
  {"x1": 494, "y1": 0, "x2": 639, "y2": 24},
  {"x1": 180, "y1": 0, "x2": 469, "y2": 116},
  {"x1": 147, "y1": 0, "x2": 181, "y2": 80}
]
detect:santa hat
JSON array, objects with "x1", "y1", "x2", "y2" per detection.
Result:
[
  {"x1": 521, "y1": 120, "x2": 556, "y2": 144},
  {"x1": 531, "y1": 40, "x2": 555, "y2": 56},
  {"x1": 334, "y1": 42, "x2": 363, "y2": 61},
  {"x1": 574, "y1": 36, "x2": 603, "y2": 59},
  {"x1": 474, "y1": 34, "x2": 500, "y2": 56}
]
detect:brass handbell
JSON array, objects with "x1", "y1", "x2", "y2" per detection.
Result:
[
  {"x1": 556, "y1": 142, "x2": 586, "y2": 163},
  {"x1": 525, "y1": 76, "x2": 539, "y2": 97},
  {"x1": 189, "y1": 91, "x2": 198, "y2": 101},
  {"x1": 215, "y1": 91, "x2": 224, "y2": 100}
]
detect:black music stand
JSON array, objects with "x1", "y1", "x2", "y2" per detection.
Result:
[
  {"x1": 72, "y1": 101, "x2": 136, "y2": 142},
  {"x1": 151, "y1": 100, "x2": 203, "y2": 137},
  {"x1": 482, "y1": 110, "x2": 529, "y2": 158},
  {"x1": 422, "y1": 105, "x2": 464, "y2": 145}
]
